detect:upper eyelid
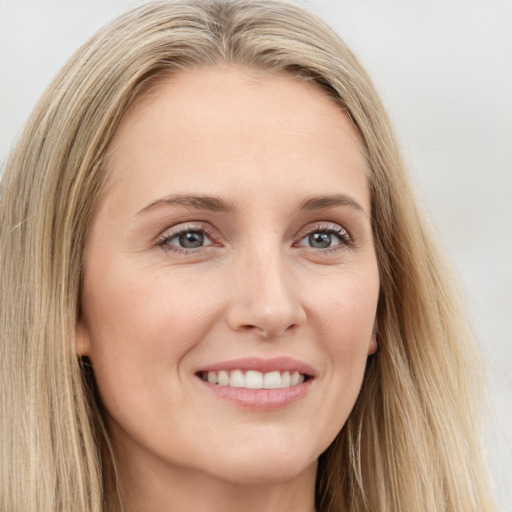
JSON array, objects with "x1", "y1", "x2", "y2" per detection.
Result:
[
  {"x1": 158, "y1": 221, "x2": 212, "y2": 236},
  {"x1": 296, "y1": 221, "x2": 351, "y2": 239},
  {"x1": 156, "y1": 221, "x2": 217, "y2": 245}
]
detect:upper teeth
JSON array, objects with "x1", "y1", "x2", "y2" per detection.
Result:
[{"x1": 202, "y1": 370, "x2": 305, "y2": 389}]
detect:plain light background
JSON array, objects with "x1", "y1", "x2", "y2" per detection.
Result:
[{"x1": 1, "y1": 0, "x2": 511, "y2": 509}]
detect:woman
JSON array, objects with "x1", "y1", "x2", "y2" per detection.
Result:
[{"x1": 0, "y1": 1, "x2": 495, "y2": 511}]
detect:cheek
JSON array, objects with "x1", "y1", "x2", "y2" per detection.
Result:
[
  {"x1": 305, "y1": 266, "x2": 378, "y2": 415},
  {"x1": 79, "y1": 261, "x2": 223, "y2": 404},
  {"x1": 84, "y1": 258, "x2": 217, "y2": 343},
  {"x1": 309, "y1": 264, "x2": 379, "y2": 343},
  {"x1": 79, "y1": 268, "x2": 224, "y2": 458}
]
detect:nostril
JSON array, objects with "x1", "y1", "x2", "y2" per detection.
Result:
[
  {"x1": 225, "y1": 292, "x2": 307, "y2": 338},
  {"x1": 240, "y1": 322, "x2": 298, "y2": 339}
]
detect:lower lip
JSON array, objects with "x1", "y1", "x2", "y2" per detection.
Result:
[{"x1": 197, "y1": 377, "x2": 311, "y2": 410}]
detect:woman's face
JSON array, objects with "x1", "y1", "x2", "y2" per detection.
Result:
[{"x1": 77, "y1": 67, "x2": 379, "y2": 486}]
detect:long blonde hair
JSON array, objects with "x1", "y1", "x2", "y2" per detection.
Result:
[{"x1": 0, "y1": 1, "x2": 494, "y2": 510}]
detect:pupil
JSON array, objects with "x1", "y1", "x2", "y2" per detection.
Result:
[
  {"x1": 179, "y1": 231, "x2": 204, "y2": 248},
  {"x1": 309, "y1": 232, "x2": 331, "y2": 248}
]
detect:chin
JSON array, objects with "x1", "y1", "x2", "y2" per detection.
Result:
[
  {"x1": 195, "y1": 438, "x2": 320, "y2": 485},
  {"x1": 214, "y1": 458, "x2": 317, "y2": 486}
]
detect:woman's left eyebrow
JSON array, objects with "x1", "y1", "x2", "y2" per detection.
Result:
[
  {"x1": 299, "y1": 194, "x2": 367, "y2": 215},
  {"x1": 137, "y1": 194, "x2": 238, "y2": 215}
]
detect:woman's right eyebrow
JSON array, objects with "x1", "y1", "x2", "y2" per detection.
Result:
[{"x1": 137, "y1": 194, "x2": 238, "y2": 215}]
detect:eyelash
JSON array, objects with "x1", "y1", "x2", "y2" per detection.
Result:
[
  {"x1": 155, "y1": 222, "x2": 354, "y2": 255},
  {"x1": 295, "y1": 223, "x2": 354, "y2": 253},
  {"x1": 156, "y1": 222, "x2": 217, "y2": 254}
]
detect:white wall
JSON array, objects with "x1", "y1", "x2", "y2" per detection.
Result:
[{"x1": 1, "y1": 1, "x2": 510, "y2": 509}]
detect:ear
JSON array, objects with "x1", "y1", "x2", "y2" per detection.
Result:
[
  {"x1": 75, "y1": 317, "x2": 92, "y2": 357},
  {"x1": 367, "y1": 318, "x2": 378, "y2": 356}
]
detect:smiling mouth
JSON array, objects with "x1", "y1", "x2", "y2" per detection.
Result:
[{"x1": 199, "y1": 370, "x2": 308, "y2": 390}]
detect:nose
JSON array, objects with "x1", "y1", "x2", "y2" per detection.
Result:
[{"x1": 226, "y1": 248, "x2": 307, "y2": 339}]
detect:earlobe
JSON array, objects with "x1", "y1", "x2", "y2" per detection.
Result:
[
  {"x1": 75, "y1": 318, "x2": 91, "y2": 357},
  {"x1": 368, "y1": 333, "x2": 378, "y2": 355},
  {"x1": 368, "y1": 319, "x2": 379, "y2": 355}
]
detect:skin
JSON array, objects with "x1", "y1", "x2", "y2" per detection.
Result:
[{"x1": 76, "y1": 67, "x2": 380, "y2": 512}]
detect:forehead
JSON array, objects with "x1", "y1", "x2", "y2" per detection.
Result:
[{"x1": 101, "y1": 66, "x2": 370, "y2": 214}]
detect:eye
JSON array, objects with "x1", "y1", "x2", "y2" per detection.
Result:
[
  {"x1": 157, "y1": 225, "x2": 214, "y2": 252},
  {"x1": 306, "y1": 232, "x2": 338, "y2": 249},
  {"x1": 172, "y1": 230, "x2": 210, "y2": 249},
  {"x1": 296, "y1": 224, "x2": 352, "y2": 250}
]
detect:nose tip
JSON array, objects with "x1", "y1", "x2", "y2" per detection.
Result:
[
  {"x1": 235, "y1": 306, "x2": 304, "y2": 339},
  {"x1": 226, "y1": 256, "x2": 306, "y2": 339},
  {"x1": 228, "y1": 296, "x2": 306, "y2": 339}
]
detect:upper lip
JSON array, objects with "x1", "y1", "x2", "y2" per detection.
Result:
[{"x1": 197, "y1": 356, "x2": 316, "y2": 377}]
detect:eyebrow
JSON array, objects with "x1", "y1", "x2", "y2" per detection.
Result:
[
  {"x1": 137, "y1": 192, "x2": 366, "y2": 216},
  {"x1": 138, "y1": 194, "x2": 237, "y2": 215},
  {"x1": 299, "y1": 194, "x2": 366, "y2": 214}
]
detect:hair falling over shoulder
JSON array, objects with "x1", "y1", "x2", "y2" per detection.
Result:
[{"x1": 0, "y1": 1, "x2": 495, "y2": 510}]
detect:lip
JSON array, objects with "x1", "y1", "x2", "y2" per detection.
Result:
[
  {"x1": 195, "y1": 356, "x2": 315, "y2": 411},
  {"x1": 197, "y1": 356, "x2": 316, "y2": 376}
]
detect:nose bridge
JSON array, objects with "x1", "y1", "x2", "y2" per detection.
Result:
[{"x1": 227, "y1": 237, "x2": 306, "y2": 338}]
